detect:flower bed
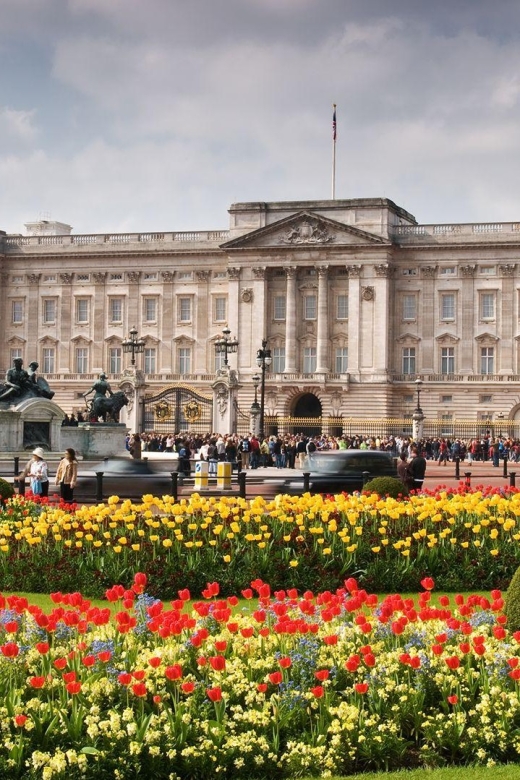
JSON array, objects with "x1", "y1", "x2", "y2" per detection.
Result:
[
  {"x1": 1, "y1": 486, "x2": 520, "y2": 596},
  {"x1": 0, "y1": 573, "x2": 517, "y2": 778}
]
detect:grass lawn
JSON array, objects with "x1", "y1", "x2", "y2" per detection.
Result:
[
  {"x1": 321, "y1": 767, "x2": 520, "y2": 780},
  {"x1": 5, "y1": 590, "x2": 496, "y2": 614}
]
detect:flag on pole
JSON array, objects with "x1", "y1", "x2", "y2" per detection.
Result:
[{"x1": 332, "y1": 104, "x2": 337, "y2": 141}]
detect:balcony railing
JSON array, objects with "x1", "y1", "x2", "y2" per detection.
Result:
[
  {"x1": 392, "y1": 373, "x2": 520, "y2": 382},
  {"x1": 2, "y1": 230, "x2": 230, "y2": 250}
]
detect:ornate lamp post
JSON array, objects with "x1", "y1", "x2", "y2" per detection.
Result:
[
  {"x1": 214, "y1": 326, "x2": 239, "y2": 368},
  {"x1": 256, "y1": 339, "x2": 272, "y2": 441},
  {"x1": 415, "y1": 377, "x2": 423, "y2": 414},
  {"x1": 122, "y1": 326, "x2": 145, "y2": 367},
  {"x1": 250, "y1": 373, "x2": 261, "y2": 435},
  {"x1": 497, "y1": 412, "x2": 505, "y2": 439},
  {"x1": 412, "y1": 377, "x2": 424, "y2": 442}
]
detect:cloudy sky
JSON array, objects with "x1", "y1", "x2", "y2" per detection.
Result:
[{"x1": 3, "y1": 0, "x2": 520, "y2": 234}]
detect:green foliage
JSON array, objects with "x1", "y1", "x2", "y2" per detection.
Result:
[
  {"x1": 505, "y1": 563, "x2": 520, "y2": 632},
  {"x1": 0, "y1": 479, "x2": 15, "y2": 505},
  {"x1": 363, "y1": 476, "x2": 408, "y2": 499}
]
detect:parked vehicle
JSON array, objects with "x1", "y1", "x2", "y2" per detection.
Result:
[{"x1": 279, "y1": 450, "x2": 398, "y2": 495}]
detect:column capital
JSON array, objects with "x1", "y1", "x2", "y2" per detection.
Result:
[
  {"x1": 317, "y1": 265, "x2": 329, "y2": 278},
  {"x1": 346, "y1": 264, "x2": 362, "y2": 277},
  {"x1": 284, "y1": 266, "x2": 298, "y2": 280}
]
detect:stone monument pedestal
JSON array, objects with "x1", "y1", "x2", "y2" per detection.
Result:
[
  {"x1": 61, "y1": 423, "x2": 129, "y2": 459},
  {"x1": 0, "y1": 398, "x2": 65, "y2": 452}
]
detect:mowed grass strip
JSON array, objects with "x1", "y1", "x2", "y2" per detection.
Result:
[{"x1": 321, "y1": 766, "x2": 520, "y2": 780}]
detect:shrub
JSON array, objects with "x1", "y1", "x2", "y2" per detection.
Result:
[
  {"x1": 363, "y1": 476, "x2": 408, "y2": 499},
  {"x1": 0, "y1": 479, "x2": 15, "y2": 505},
  {"x1": 505, "y1": 563, "x2": 520, "y2": 632}
]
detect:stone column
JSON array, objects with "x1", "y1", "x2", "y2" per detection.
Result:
[
  {"x1": 92, "y1": 272, "x2": 107, "y2": 371},
  {"x1": 284, "y1": 266, "x2": 297, "y2": 372},
  {"x1": 419, "y1": 266, "x2": 436, "y2": 373},
  {"x1": 459, "y1": 265, "x2": 476, "y2": 374},
  {"x1": 499, "y1": 264, "x2": 516, "y2": 373},
  {"x1": 226, "y1": 267, "x2": 241, "y2": 374},
  {"x1": 316, "y1": 265, "x2": 329, "y2": 373},
  {"x1": 27, "y1": 274, "x2": 41, "y2": 366},
  {"x1": 346, "y1": 265, "x2": 362, "y2": 374},
  {"x1": 161, "y1": 271, "x2": 175, "y2": 371},
  {"x1": 126, "y1": 273, "x2": 141, "y2": 370},
  {"x1": 58, "y1": 273, "x2": 73, "y2": 372}
]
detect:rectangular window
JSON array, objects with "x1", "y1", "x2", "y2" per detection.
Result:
[
  {"x1": 42, "y1": 348, "x2": 55, "y2": 373},
  {"x1": 75, "y1": 348, "x2": 88, "y2": 374},
  {"x1": 214, "y1": 297, "x2": 227, "y2": 322},
  {"x1": 402, "y1": 294, "x2": 416, "y2": 321},
  {"x1": 439, "y1": 267, "x2": 456, "y2": 276},
  {"x1": 479, "y1": 266, "x2": 496, "y2": 275},
  {"x1": 178, "y1": 297, "x2": 192, "y2": 322},
  {"x1": 480, "y1": 394, "x2": 493, "y2": 403},
  {"x1": 10, "y1": 348, "x2": 22, "y2": 364},
  {"x1": 110, "y1": 298, "x2": 123, "y2": 323},
  {"x1": 178, "y1": 347, "x2": 191, "y2": 375},
  {"x1": 76, "y1": 298, "x2": 89, "y2": 324},
  {"x1": 335, "y1": 347, "x2": 348, "y2": 372},
  {"x1": 272, "y1": 347, "x2": 285, "y2": 373},
  {"x1": 143, "y1": 272, "x2": 157, "y2": 281},
  {"x1": 303, "y1": 347, "x2": 317, "y2": 374},
  {"x1": 144, "y1": 348, "x2": 156, "y2": 374},
  {"x1": 274, "y1": 295, "x2": 286, "y2": 321},
  {"x1": 43, "y1": 299, "x2": 56, "y2": 324},
  {"x1": 441, "y1": 347, "x2": 455, "y2": 374},
  {"x1": 304, "y1": 295, "x2": 317, "y2": 320},
  {"x1": 481, "y1": 346, "x2": 494, "y2": 374},
  {"x1": 143, "y1": 298, "x2": 157, "y2": 323},
  {"x1": 109, "y1": 273, "x2": 123, "y2": 281},
  {"x1": 441, "y1": 395, "x2": 453, "y2": 403},
  {"x1": 336, "y1": 294, "x2": 348, "y2": 320},
  {"x1": 76, "y1": 274, "x2": 90, "y2": 282},
  {"x1": 178, "y1": 272, "x2": 193, "y2": 281},
  {"x1": 12, "y1": 301, "x2": 23, "y2": 324},
  {"x1": 215, "y1": 351, "x2": 225, "y2": 372},
  {"x1": 480, "y1": 293, "x2": 495, "y2": 320},
  {"x1": 402, "y1": 347, "x2": 416, "y2": 375},
  {"x1": 109, "y1": 347, "x2": 122, "y2": 374},
  {"x1": 441, "y1": 293, "x2": 455, "y2": 320}
]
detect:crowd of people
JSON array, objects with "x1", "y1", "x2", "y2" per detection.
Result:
[{"x1": 125, "y1": 431, "x2": 513, "y2": 475}]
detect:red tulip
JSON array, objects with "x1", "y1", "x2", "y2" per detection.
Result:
[
  {"x1": 278, "y1": 656, "x2": 291, "y2": 669},
  {"x1": 29, "y1": 676, "x2": 45, "y2": 689},
  {"x1": 420, "y1": 577, "x2": 435, "y2": 591},
  {"x1": 165, "y1": 664, "x2": 183, "y2": 680},
  {"x1": 445, "y1": 656, "x2": 460, "y2": 670},
  {"x1": 14, "y1": 715, "x2": 28, "y2": 727},
  {"x1": 310, "y1": 685, "x2": 324, "y2": 698},
  {"x1": 82, "y1": 655, "x2": 96, "y2": 668},
  {"x1": 206, "y1": 686, "x2": 222, "y2": 702},
  {"x1": 314, "y1": 669, "x2": 330, "y2": 681},
  {"x1": 447, "y1": 695, "x2": 458, "y2": 705},
  {"x1": 209, "y1": 656, "x2": 226, "y2": 671},
  {"x1": 66, "y1": 681, "x2": 82, "y2": 695},
  {"x1": 35, "y1": 642, "x2": 50, "y2": 655},
  {"x1": 62, "y1": 671, "x2": 77, "y2": 683},
  {"x1": 257, "y1": 683, "x2": 268, "y2": 693},
  {"x1": 53, "y1": 658, "x2": 67, "y2": 670},
  {"x1": 148, "y1": 656, "x2": 162, "y2": 669},
  {"x1": 181, "y1": 681, "x2": 195, "y2": 694},
  {"x1": 1, "y1": 642, "x2": 19, "y2": 658},
  {"x1": 132, "y1": 683, "x2": 147, "y2": 697},
  {"x1": 98, "y1": 651, "x2": 111, "y2": 663},
  {"x1": 118, "y1": 672, "x2": 132, "y2": 686},
  {"x1": 354, "y1": 683, "x2": 368, "y2": 694},
  {"x1": 269, "y1": 671, "x2": 283, "y2": 685}
]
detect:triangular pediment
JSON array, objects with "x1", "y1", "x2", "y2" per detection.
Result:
[{"x1": 221, "y1": 211, "x2": 390, "y2": 250}]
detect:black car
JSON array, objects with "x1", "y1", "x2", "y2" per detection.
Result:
[{"x1": 279, "y1": 450, "x2": 398, "y2": 495}]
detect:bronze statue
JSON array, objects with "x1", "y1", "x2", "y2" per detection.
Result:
[
  {"x1": 0, "y1": 358, "x2": 55, "y2": 402},
  {"x1": 83, "y1": 373, "x2": 127, "y2": 422}
]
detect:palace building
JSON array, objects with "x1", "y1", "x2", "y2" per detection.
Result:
[{"x1": 1, "y1": 197, "x2": 520, "y2": 437}]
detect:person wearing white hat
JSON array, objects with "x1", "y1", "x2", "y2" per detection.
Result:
[{"x1": 17, "y1": 448, "x2": 49, "y2": 498}]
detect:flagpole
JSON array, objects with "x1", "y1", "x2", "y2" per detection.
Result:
[{"x1": 332, "y1": 104, "x2": 337, "y2": 200}]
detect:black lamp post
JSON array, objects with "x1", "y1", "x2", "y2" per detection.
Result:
[
  {"x1": 497, "y1": 412, "x2": 505, "y2": 439},
  {"x1": 414, "y1": 377, "x2": 423, "y2": 413},
  {"x1": 214, "y1": 326, "x2": 239, "y2": 368},
  {"x1": 256, "y1": 339, "x2": 272, "y2": 441},
  {"x1": 122, "y1": 326, "x2": 145, "y2": 367}
]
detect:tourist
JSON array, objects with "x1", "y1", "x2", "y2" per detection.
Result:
[
  {"x1": 129, "y1": 434, "x2": 142, "y2": 460},
  {"x1": 406, "y1": 446, "x2": 427, "y2": 491},
  {"x1": 17, "y1": 448, "x2": 49, "y2": 498},
  {"x1": 55, "y1": 448, "x2": 78, "y2": 502}
]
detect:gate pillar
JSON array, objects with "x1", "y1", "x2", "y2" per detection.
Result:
[
  {"x1": 119, "y1": 368, "x2": 146, "y2": 433},
  {"x1": 212, "y1": 369, "x2": 241, "y2": 435}
]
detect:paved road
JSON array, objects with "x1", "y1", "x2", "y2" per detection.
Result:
[{"x1": 0, "y1": 455, "x2": 517, "y2": 502}]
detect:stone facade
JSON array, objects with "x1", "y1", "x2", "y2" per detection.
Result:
[{"x1": 2, "y1": 197, "x2": 520, "y2": 433}]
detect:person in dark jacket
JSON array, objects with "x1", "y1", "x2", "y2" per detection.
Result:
[{"x1": 406, "y1": 446, "x2": 427, "y2": 491}]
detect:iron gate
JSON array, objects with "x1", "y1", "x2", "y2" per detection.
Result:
[{"x1": 143, "y1": 384, "x2": 213, "y2": 434}]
